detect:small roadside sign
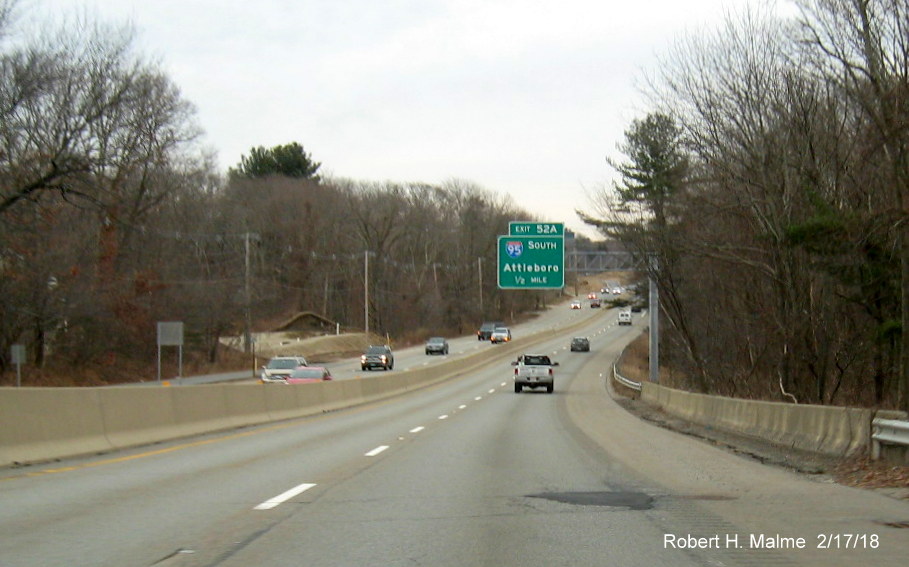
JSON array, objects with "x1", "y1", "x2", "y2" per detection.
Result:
[
  {"x1": 11, "y1": 344, "x2": 25, "y2": 387},
  {"x1": 11, "y1": 344, "x2": 25, "y2": 364}
]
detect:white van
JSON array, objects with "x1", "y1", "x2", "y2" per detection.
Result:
[{"x1": 618, "y1": 310, "x2": 632, "y2": 326}]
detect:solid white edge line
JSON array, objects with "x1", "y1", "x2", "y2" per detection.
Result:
[
  {"x1": 254, "y1": 482, "x2": 316, "y2": 510},
  {"x1": 365, "y1": 445, "x2": 389, "y2": 457}
]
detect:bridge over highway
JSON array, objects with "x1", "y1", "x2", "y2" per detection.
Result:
[{"x1": 566, "y1": 251, "x2": 637, "y2": 272}]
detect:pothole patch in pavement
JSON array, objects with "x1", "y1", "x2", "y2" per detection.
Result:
[{"x1": 528, "y1": 491, "x2": 654, "y2": 510}]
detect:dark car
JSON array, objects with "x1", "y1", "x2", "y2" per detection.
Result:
[
  {"x1": 425, "y1": 337, "x2": 449, "y2": 355},
  {"x1": 477, "y1": 321, "x2": 505, "y2": 340},
  {"x1": 570, "y1": 337, "x2": 590, "y2": 352},
  {"x1": 361, "y1": 345, "x2": 394, "y2": 371}
]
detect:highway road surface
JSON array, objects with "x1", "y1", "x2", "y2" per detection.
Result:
[{"x1": 2, "y1": 305, "x2": 908, "y2": 566}]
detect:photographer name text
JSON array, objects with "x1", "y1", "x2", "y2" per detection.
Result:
[{"x1": 664, "y1": 533, "x2": 880, "y2": 550}]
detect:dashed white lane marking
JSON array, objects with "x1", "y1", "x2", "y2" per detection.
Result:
[
  {"x1": 365, "y1": 445, "x2": 389, "y2": 457},
  {"x1": 458, "y1": 404, "x2": 467, "y2": 409},
  {"x1": 475, "y1": 396, "x2": 483, "y2": 401},
  {"x1": 255, "y1": 482, "x2": 317, "y2": 510},
  {"x1": 410, "y1": 426, "x2": 425, "y2": 433},
  {"x1": 438, "y1": 415, "x2": 449, "y2": 420},
  {"x1": 488, "y1": 389, "x2": 496, "y2": 394}
]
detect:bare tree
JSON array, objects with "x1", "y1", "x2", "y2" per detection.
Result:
[
  {"x1": 0, "y1": 11, "x2": 206, "y2": 376},
  {"x1": 584, "y1": 4, "x2": 894, "y2": 407},
  {"x1": 794, "y1": 0, "x2": 909, "y2": 410}
]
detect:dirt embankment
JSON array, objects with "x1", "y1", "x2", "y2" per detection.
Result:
[{"x1": 221, "y1": 332, "x2": 383, "y2": 364}]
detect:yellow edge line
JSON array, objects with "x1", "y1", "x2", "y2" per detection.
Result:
[{"x1": 3, "y1": 417, "x2": 319, "y2": 481}]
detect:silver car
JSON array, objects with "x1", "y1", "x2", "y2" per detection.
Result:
[
  {"x1": 259, "y1": 355, "x2": 309, "y2": 382},
  {"x1": 425, "y1": 337, "x2": 449, "y2": 355},
  {"x1": 490, "y1": 327, "x2": 512, "y2": 344}
]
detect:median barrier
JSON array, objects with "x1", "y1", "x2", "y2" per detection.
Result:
[
  {"x1": 0, "y1": 309, "x2": 602, "y2": 467},
  {"x1": 99, "y1": 386, "x2": 181, "y2": 449},
  {"x1": 169, "y1": 385, "x2": 237, "y2": 439},
  {"x1": 222, "y1": 384, "x2": 270, "y2": 428},
  {"x1": 316, "y1": 379, "x2": 363, "y2": 414},
  {"x1": 0, "y1": 388, "x2": 110, "y2": 466},
  {"x1": 288, "y1": 381, "x2": 334, "y2": 419},
  {"x1": 264, "y1": 381, "x2": 311, "y2": 421}
]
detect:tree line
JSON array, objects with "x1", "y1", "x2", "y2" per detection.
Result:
[
  {"x1": 583, "y1": 0, "x2": 909, "y2": 411},
  {"x1": 0, "y1": 4, "x2": 578, "y2": 383}
]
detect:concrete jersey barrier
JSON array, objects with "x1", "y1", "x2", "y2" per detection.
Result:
[
  {"x1": 640, "y1": 382, "x2": 873, "y2": 457},
  {"x1": 0, "y1": 311, "x2": 596, "y2": 467}
]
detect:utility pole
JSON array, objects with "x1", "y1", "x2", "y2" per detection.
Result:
[
  {"x1": 649, "y1": 255, "x2": 659, "y2": 384},
  {"x1": 478, "y1": 257, "x2": 483, "y2": 314},
  {"x1": 364, "y1": 250, "x2": 370, "y2": 338},
  {"x1": 243, "y1": 232, "x2": 253, "y2": 354}
]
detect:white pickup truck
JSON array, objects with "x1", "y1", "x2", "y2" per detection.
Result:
[{"x1": 511, "y1": 353, "x2": 559, "y2": 394}]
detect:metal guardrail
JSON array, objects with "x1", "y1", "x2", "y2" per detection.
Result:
[
  {"x1": 871, "y1": 417, "x2": 909, "y2": 460},
  {"x1": 612, "y1": 362, "x2": 641, "y2": 392}
]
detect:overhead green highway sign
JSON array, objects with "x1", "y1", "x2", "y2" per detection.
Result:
[{"x1": 497, "y1": 235, "x2": 564, "y2": 289}]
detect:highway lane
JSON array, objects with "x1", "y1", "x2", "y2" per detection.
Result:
[
  {"x1": 0, "y1": 308, "x2": 629, "y2": 566},
  {"x1": 207, "y1": 297, "x2": 609, "y2": 384},
  {"x1": 3, "y1": 307, "x2": 908, "y2": 566}
]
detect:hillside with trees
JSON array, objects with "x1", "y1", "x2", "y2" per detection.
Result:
[
  {"x1": 0, "y1": 4, "x2": 572, "y2": 384},
  {"x1": 4, "y1": 0, "x2": 907, "y2": 409},
  {"x1": 581, "y1": 0, "x2": 909, "y2": 411}
]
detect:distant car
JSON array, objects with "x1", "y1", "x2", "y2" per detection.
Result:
[
  {"x1": 612, "y1": 287, "x2": 622, "y2": 294},
  {"x1": 570, "y1": 300, "x2": 582, "y2": 309},
  {"x1": 284, "y1": 366, "x2": 333, "y2": 383},
  {"x1": 477, "y1": 321, "x2": 505, "y2": 340},
  {"x1": 590, "y1": 299, "x2": 601, "y2": 308},
  {"x1": 260, "y1": 355, "x2": 309, "y2": 382},
  {"x1": 570, "y1": 337, "x2": 590, "y2": 352},
  {"x1": 618, "y1": 310, "x2": 632, "y2": 325},
  {"x1": 361, "y1": 345, "x2": 394, "y2": 371},
  {"x1": 587, "y1": 292, "x2": 597, "y2": 300},
  {"x1": 490, "y1": 327, "x2": 512, "y2": 344},
  {"x1": 630, "y1": 303, "x2": 644, "y2": 313},
  {"x1": 425, "y1": 337, "x2": 449, "y2": 355}
]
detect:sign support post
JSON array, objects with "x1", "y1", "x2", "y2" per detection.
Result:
[{"x1": 156, "y1": 322, "x2": 184, "y2": 384}]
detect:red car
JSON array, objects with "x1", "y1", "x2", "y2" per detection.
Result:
[{"x1": 282, "y1": 366, "x2": 333, "y2": 383}]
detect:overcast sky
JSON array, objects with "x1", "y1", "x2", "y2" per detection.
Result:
[{"x1": 41, "y1": 0, "x2": 790, "y2": 239}]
